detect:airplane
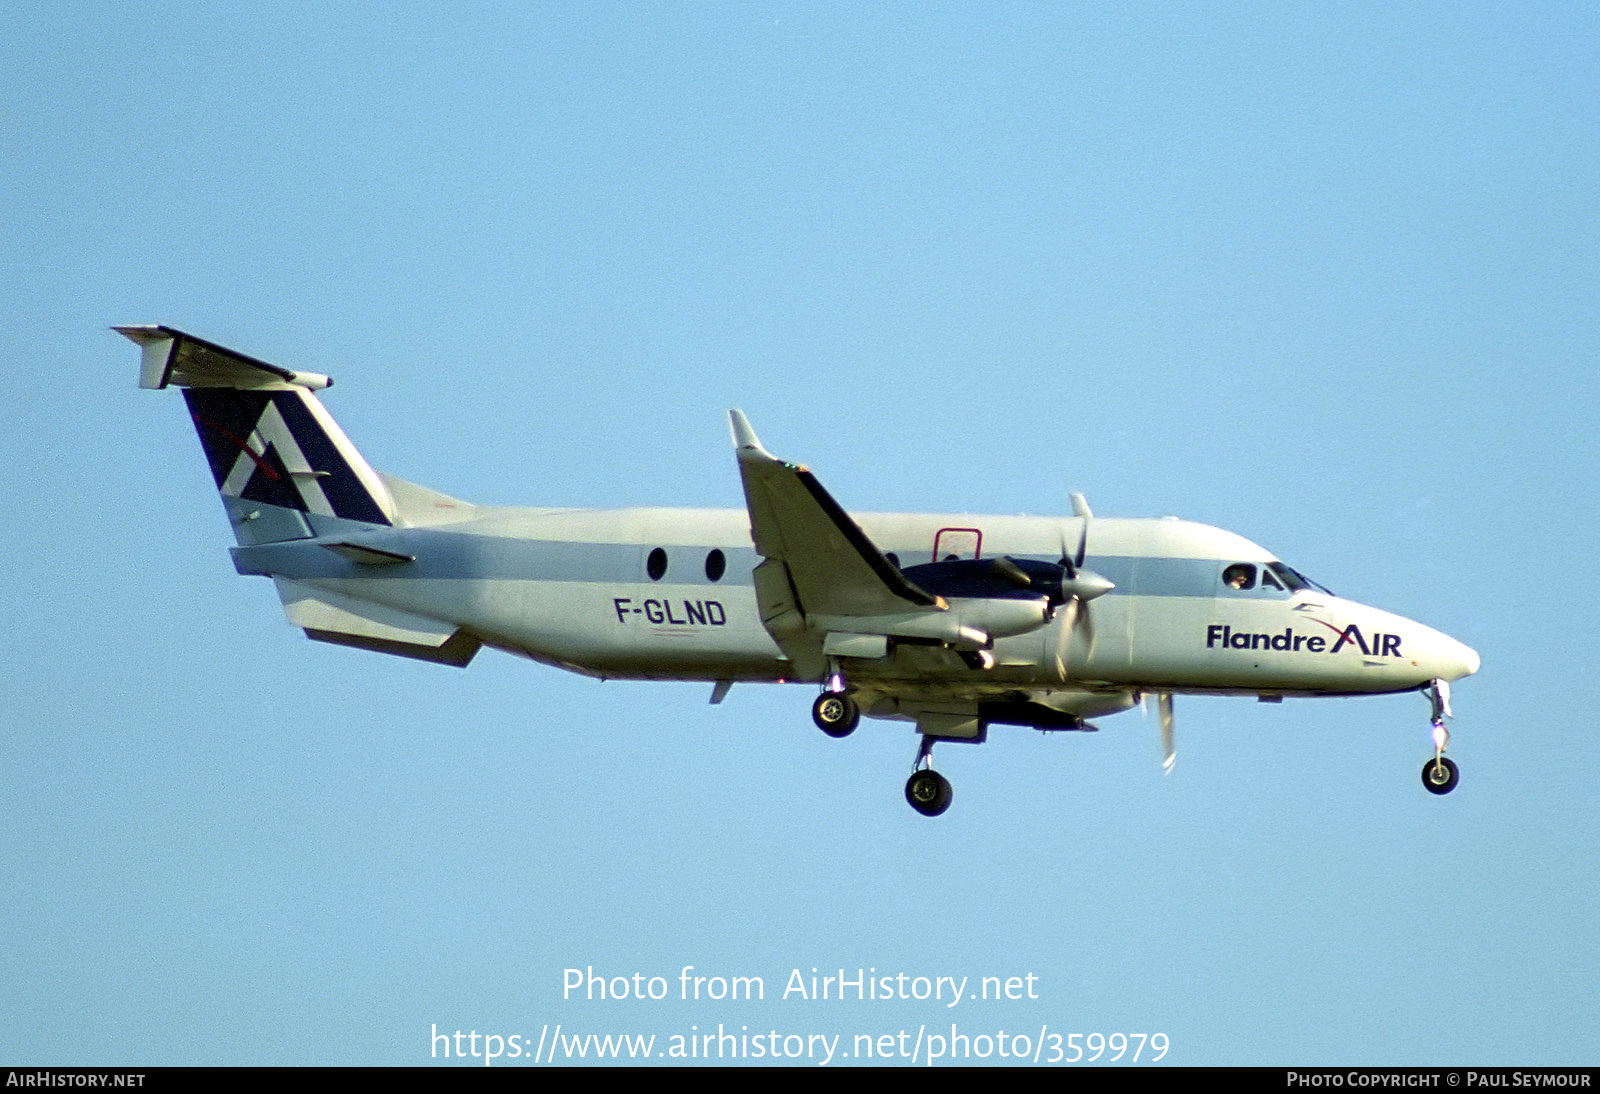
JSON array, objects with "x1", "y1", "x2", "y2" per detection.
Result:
[{"x1": 119, "y1": 324, "x2": 1481, "y2": 816}]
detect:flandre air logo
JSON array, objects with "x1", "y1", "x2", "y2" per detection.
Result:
[{"x1": 1205, "y1": 622, "x2": 1403, "y2": 658}]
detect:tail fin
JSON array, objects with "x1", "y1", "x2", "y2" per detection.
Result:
[{"x1": 118, "y1": 326, "x2": 396, "y2": 542}]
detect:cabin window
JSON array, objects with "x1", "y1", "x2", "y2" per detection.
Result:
[
  {"x1": 647, "y1": 547, "x2": 668, "y2": 581},
  {"x1": 705, "y1": 548, "x2": 726, "y2": 582},
  {"x1": 1222, "y1": 563, "x2": 1256, "y2": 591}
]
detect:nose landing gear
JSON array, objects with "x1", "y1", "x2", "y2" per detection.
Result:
[
  {"x1": 1422, "y1": 754, "x2": 1459, "y2": 794},
  {"x1": 1420, "y1": 680, "x2": 1460, "y2": 795}
]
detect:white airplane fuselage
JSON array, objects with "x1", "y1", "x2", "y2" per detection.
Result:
[{"x1": 232, "y1": 500, "x2": 1478, "y2": 703}]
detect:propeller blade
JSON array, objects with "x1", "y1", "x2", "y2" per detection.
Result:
[
  {"x1": 1076, "y1": 585, "x2": 1096, "y2": 650},
  {"x1": 1057, "y1": 528, "x2": 1075, "y2": 577},
  {"x1": 989, "y1": 555, "x2": 1032, "y2": 589},
  {"x1": 1158, "y1": 692, "x2": 1175, "y2": 774},
  {"x1": 1069, "y1": 493, "x2": 1092, "y2": 569},
  {"x1": 1049, "y1": 583, "x2": 1100, "y2": 679},
  {"x1": 1053, "y1": 597, "x2": 1076, "y2": 680}
]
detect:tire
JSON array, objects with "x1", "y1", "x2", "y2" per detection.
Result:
[
  {"x1": 811, "y1": 692, "x2": 859, "y2": 738},
  {"x1": 1421, "y1": 756, "x2": 1459, "y2": 795},
  {"x1": 905, "y1": 770, "x2": 953, "y2": 817}
]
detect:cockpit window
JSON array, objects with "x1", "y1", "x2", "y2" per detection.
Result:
[
  {"x1": 1259, "y1": 567, "x2": 1284, "y2": 591},
  {"x1": 1267, "y1": 561, "x2": 1335, "y2": 596},
  {"x1": 1222, "y1": 563, "x2": 1256, "y2": 590}
]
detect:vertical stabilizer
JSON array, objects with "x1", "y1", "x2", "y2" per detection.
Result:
[{"x1": 117, "y1": 325, "x2": 397, "y2": 542}]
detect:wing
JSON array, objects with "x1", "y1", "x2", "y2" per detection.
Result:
[
  {"x1": 730, "y1": 411, "x2": 936, "y2": 616},
  {"x1": 730, "y1": 412, "x2": 1001, "y2": 680}
]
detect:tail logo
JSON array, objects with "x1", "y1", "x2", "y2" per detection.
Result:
[
  {"x1": 212, "y1": 397, "x2": 336, "y2": 516},
  {"x1": 183, "y1": 388, "x2": 389, "y2": 524}
]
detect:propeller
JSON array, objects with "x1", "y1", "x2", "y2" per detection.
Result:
[
  {"x1": 1158, "y1": 691, "x2": 1176, "y2": 774},
  {"x1": 1050, "y1": 494, "x2": 1114, "y2": 680},
  {"x1": 1140, "y1": 691, "x2": 1177, "y2": 773}
]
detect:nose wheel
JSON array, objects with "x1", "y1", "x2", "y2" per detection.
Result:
[{"x1": 1422, "y1": 754, "x2": 1459, "y2": 795}]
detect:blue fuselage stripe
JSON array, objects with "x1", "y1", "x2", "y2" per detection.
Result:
[{"x1": 232, "y1": 527, "x2": 1269, "y2": 600}]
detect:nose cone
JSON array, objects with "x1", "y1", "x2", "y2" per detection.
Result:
[
  {"x1": 1431, "y1": 632, "x2": 1480, "y2": 683},
  {"x1": 1451, "y1": 637, "x2": 1481, "y2": 681},
  {"x1": 1332, "y1": 597, "x2": 1479, "y2": 689},
  {"x1": 1370, "y1": 601, "x2": 1479, "y2": 684}
]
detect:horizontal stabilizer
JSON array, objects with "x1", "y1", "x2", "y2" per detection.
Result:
[{"x1": 117, "y1": 325, "x2": 331, "y2": 390}]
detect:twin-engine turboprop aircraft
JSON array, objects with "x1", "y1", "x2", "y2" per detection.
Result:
[{"x1": 120, "y1": 325, "x2": 1480, "y2": 816}]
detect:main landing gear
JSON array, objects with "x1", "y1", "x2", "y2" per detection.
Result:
[
  {"x1": 811, "y1": 659, "x2": 861, "y2": 738},
  {"x1": 811, "y1": 691, "x2": 859, "y2": 737},
  {"x1": 809, "y1": 678, "x2": 954, "y2": 817},
  {"x1": 1421, "y1": 679, "x2": 1460, "y2": 795},
  {"x1": 905, "y1": 736, "x2": 953, "y2": 817}
]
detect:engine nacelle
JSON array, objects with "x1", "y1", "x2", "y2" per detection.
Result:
[{"x1": 949, "y1": 595, "x2": 1052, "y2": 641}]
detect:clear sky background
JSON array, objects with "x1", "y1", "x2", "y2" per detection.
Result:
[{"x1": 3, "y1": 1, "x2": 1596, "y2": 1066}]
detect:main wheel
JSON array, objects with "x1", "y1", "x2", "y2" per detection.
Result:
[
  {"x1": 904, "y1": 769, "x2": 953, "y2": 817},
  {"x1": 1421, "y1": 756, "x2": 1460, "y2": 795},
  {"x1": 811, "y1": 692, "x2": 859, "y2": 737}
]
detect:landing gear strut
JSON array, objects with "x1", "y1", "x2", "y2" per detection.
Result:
[
  {"x1": 905, "y1": 735, "x2": 953, "y2": 817},
  {"x1": 1420, "y1": 680, "x2": 1460, "y2": 795}
]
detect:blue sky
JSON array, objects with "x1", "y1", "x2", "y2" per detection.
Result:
[{"x1": 3, "y1": 1, "x2": 1597, "y2": 1066}]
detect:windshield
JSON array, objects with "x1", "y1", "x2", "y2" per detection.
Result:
[{"x1": 1267, "y1": 561, "x2": 1335, "y2": 597}]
